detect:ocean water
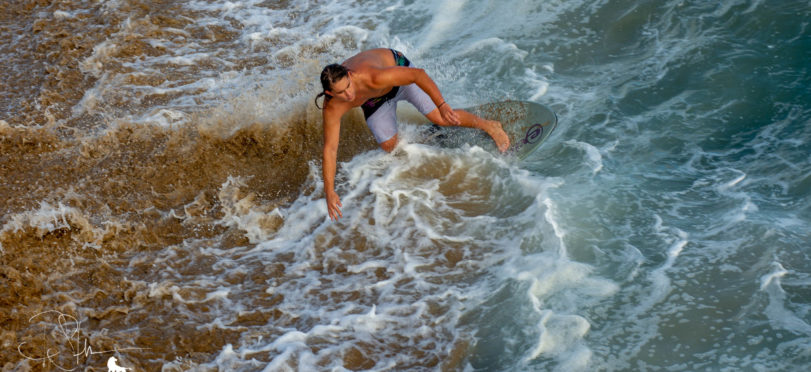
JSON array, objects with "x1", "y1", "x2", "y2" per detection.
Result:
[{"x1": 1, "y1": 0, "x2": 809, "y2": 371}]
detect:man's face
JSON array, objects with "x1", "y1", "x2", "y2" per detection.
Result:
[{"x1": 327, "y1": 75, "x2": 354, "y2": 102}]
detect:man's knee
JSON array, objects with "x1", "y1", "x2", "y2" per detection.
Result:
[{"x1": 380, "y1": 135, "x2": 397, "y2": 152}]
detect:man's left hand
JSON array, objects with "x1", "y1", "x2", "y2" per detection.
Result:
[{"x1": 439, "y1": 103, "x2": 460, "y2": 126}]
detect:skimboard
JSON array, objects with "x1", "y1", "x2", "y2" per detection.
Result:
[{"x1": 411, "y1": 100, "x2": 558, "y2": 159}]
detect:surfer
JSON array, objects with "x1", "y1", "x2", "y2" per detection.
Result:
[{"x1": 315, "y1": 48, "x2": 510, "y2": 221}]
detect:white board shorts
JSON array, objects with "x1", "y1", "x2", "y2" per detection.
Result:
[{"x1": 363, "y1": 82, "x2": 437, "y2": 144}]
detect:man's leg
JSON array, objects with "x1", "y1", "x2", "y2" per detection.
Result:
[
  {"x1": 424, "y1": 108, "x2": 510, "y2": 152},
  {"x1": 365, "y1": 100, "x2": 399, "y2": 152},
  {"x1": 380, "y1": 134, "x2": 398, "y2": 153},
  {"x1": 399, "y1": 83, "x2": 510, "y2": 152}
]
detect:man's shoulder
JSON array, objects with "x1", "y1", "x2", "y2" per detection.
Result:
[
  {"x1": 345, "y1": 49, "x2": 391, "y2": 69},
  {"x1": 323, "y1": 99, "x2": 352, "y2": 118}
]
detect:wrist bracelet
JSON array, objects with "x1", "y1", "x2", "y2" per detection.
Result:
[{"x1": 438, "y1": 101, "x2": 447, "y2": 108}]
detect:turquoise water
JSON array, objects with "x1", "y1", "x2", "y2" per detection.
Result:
[{"x1": 2, "y1": 0, "x2": 809, "y2": 370}]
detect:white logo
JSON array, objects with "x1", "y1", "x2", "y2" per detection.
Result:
[{"x1": 107, "y1": 356, "x2": 131, "y2": 372}]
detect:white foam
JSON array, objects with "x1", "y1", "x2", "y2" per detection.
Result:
[
  {"x1": 79, "y1": 41, "x2": 117, "y2": 77},
  {"x1": 140, "y1": 109, "x2": 188, "y2": 128},
  {"x1": 542, "y1": 196, "x2": 568, "y2": 256},
  {"x1": 417, "y1": 0, "x2": 466, "y2": 52},
  {"x1": 640, "y1": 216, "x2": 688, "y2": 310},
  {"x1": 526, "y1": 67, "x2": 551, "y2": 101},
  {"x1": 193, "y1": 134, "x2": 594, "y2": 368},
  {"x1": 565, "y1": 140, "x2": 604, "y2": 174},
  {"x1": 717, "y1": 169, "x2": 747, "y2": 192},
  {"x1": 0, "y1": 202, "x2": 104, "y2": 249},
  {"x1": 345, "y1": 305, "x2": 386, "y2": 333},
  {"x1": 204, "y1": 288, "x2": 231, "y2": 302},
  {"x1": 500, "y1": 231, "x2": 617, "y2": 366},
  {"x1": 759, "y1": 263, "x2": 788, "y2": 291},
  {"x1": 53, "y1": 10, "x2": 74, "y2": 20},
  {"x1": 347, "y1": 260, "x2": 389, "y2": 274},
  {"x1": 525, "y1": 311, "x2": 591, "y2": 361},
  {"x1": 760, "y1": 263, "x2": 811, "y2": 336},
  {"x1": 216, "y1": 176, "x2": 283, "y2": 243}
]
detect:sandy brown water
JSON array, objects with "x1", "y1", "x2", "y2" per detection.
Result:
[{"x1": 0, "y1": 1, "x2": 394, "y2": 370}]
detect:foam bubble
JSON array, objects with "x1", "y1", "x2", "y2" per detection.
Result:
[{"x1": 0, "y1": 202, "x2": 104, "y2": 249}]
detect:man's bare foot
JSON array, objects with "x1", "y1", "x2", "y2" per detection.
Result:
[{"x1": 484, "y1": 120, "x2": 510, "y2": 153}]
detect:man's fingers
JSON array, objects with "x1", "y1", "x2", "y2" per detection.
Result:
[
  {"x1": 328, "y1": 203, "x2": 343, "y2": 221},
  {"x1": 334, "y1": 199, "x2": 343, "y2": 219},
  {"x1": 450, "y1": 113, "x2": 461, "y2": 125},
  {"x1": 441, "y1": 108, "x2": 459, "y2": 126},
  {"x1": 326, "y1": 192, "x2": 343, "y2": 221},
  {"x1": 446, "y1": 108, "x2": 460, "y2": 125}
]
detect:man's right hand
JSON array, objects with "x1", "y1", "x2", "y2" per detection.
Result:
[{"x1": 326, "y1": 189, "x2": 343, "y2": 221}]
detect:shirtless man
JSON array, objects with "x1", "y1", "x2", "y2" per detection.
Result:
[{"x1": 315, "y1": 48, "x2": 510, "y2": 221}]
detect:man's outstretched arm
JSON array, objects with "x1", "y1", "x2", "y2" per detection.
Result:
[
  {"x1": 322, "y1": 107, "x2": 343, "y2": 221},
  {"x1": 372, "y1": 66, "x2": 461, "y2": 125}
]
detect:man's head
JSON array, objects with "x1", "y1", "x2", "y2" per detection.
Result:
[{"x1": 315, "y1": 64, "x2": 353, "y2": 108}]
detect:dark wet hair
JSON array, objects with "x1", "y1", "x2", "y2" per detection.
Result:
[{"x1": 314, "y1": 63, "x2": 350, "y2": 109}]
